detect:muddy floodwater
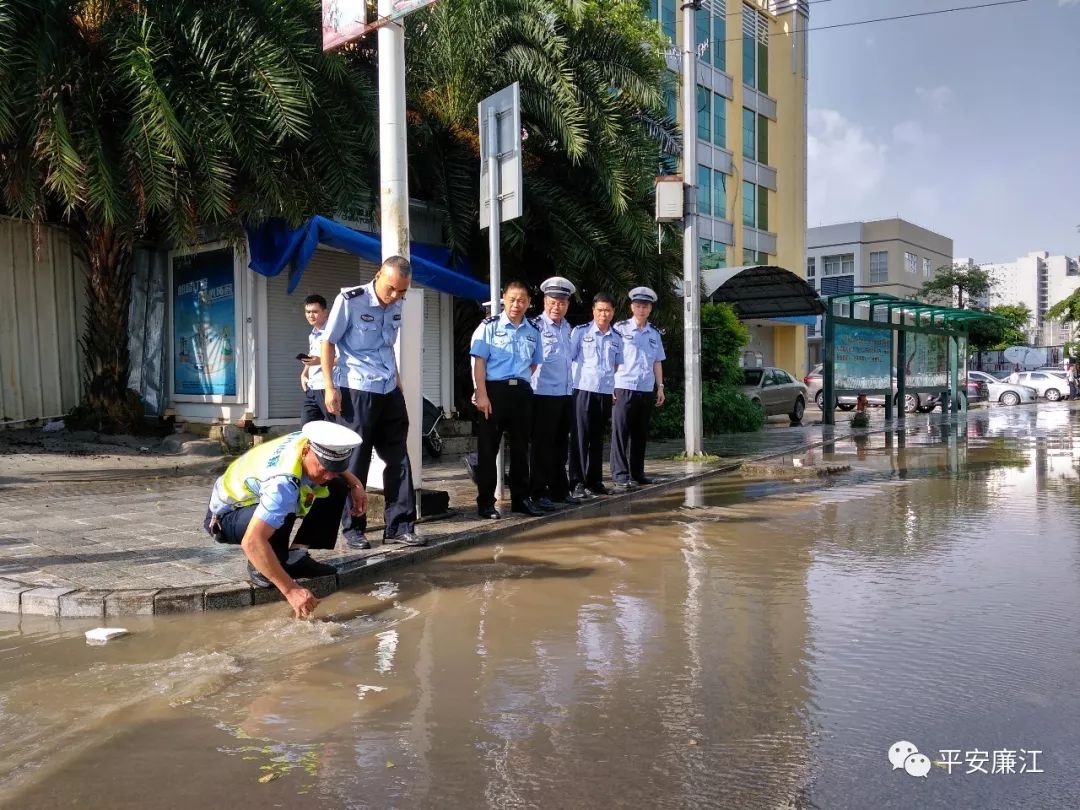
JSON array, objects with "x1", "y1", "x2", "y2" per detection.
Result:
[{"x1": 2, "y1": 407, "x2": 1080, "y2": 809}]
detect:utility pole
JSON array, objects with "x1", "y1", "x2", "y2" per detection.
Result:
[
  {"x1": 681, "y1": 1, "x2": 703, "y2": 456},
  {"x1": 378, "y1": 0, "x2": 409, "y2": 260}
]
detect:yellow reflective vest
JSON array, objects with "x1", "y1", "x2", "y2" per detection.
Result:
[{"x1": 213, "y1": 432, "x2": 328, "y2": 517}]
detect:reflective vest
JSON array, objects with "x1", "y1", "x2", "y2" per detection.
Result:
[{"x1": 213, "y1": 432, "x2": 328, "y2": 517}]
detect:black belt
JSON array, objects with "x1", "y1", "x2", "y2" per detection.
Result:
[{"x1": 487, "y1": 379, "x2": 530, "y2": 386}]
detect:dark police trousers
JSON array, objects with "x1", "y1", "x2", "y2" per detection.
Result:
[
  {"x1": 331, "y1": 386, "x2": 417, "y2": 539},
  {"x1": 568, "y1": 389, "x2": 611, "y2": 489},
  {"x1": 530, "y1": 393, "x2": 572, "y2": 500},
  {"x1": 611, "y1": 388, "x2": 654, "y2": 484},
  {"x1": 301, "y1": 387, "x2": 326, "y2": 426},
  {"x1": 203, "y1": 477, "x2": 348, "y2": 562},
  {"x1": 477, "y1": 379, "x2": 533, "y2": 509}
]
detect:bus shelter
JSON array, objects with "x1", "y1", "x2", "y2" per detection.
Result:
[{"x1": 821, "y1": 293, "x2": 1002, "y2": 426}]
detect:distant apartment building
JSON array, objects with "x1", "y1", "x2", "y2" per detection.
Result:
[
  {"x1": 649, "y1": 0, "x2": 810, "y2": 373},
  {"x1": 804, "y1": 218, "x2": 953, "y2": 369},
  {"x1": 973, "y1": 251, "x2": 1080, "y2": 345}
]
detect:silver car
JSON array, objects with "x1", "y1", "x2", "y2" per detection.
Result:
[
  {"x1": 803, "y1": 364, "x2": 934, "y2": 413},
  {"x1": 969, "y1": 371, "x2": 1038, "y2": 405},
  {"x1": 740, "y1": 367, "x2": 808, "y2": 422},
  {"x1": 1008, "y1": 371, "x2": 1069, "y2": 401}
]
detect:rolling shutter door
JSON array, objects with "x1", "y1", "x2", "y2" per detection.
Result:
[
  {"x1": 265, "y1": 249, "x2": 375, "y2": 419},
  {"x1": 422, "y1": 291, "x2": 442, "y2": 408}
]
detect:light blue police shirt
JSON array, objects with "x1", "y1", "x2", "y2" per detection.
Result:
[
  {"x1": 570, "y1": 321, "x2": 624, "y2": 395},
  {"x1": 324, "y1": 282, "x2": 402, "y2": 394},
  {"x1": 613, "y1": 320, "x2": 666, "y2": 392},
  {"x1": 306, "y1": 324, "x2": 327, "y2": 391},
  {"x1": 208, "y1": 473, "x2": 312, "y2": 530},
  {"x1": 470, "y1": 313, "x2": 543, "y2": 382},
  {"x1": 530, "y1": 313, "x2": 574, "y2": 396}
]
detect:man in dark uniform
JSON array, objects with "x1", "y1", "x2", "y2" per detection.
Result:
[
  {"x1": 470, "y1": 280, "x2": 546, "y2": 519},
  {"x1": 529, "y1": 276, "x2": 579, "y2": 510},
  {"x1": 320, "y1": 255, "x2": 424, "y2": 548},
  {"x1": 611, "y1": 286, "x2": 666, "y2": 491},
  {"x1": 568, "y1": 292, "x2": 623, "y2": 499}
]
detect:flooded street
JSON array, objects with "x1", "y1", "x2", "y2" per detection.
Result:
[{"x1": 2, "y1": 407, "x2": 1080, "y2": 809}]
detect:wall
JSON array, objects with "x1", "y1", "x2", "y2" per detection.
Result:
[{"x1": 0, "y1": 218, "x2": 86, "y2": 424}]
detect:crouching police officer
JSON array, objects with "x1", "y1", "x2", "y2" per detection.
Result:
[
  {"x1": 203, "y1": 421, "x2": 367, "y2": 619},
  {"x1": 471, "y1": 280, "x2": 545, "y2": 519},
  {"x1": 611, "y1": 286, "x2": 666, "y2": 491}
]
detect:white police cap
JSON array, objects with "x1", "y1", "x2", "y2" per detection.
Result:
[
  {"x1": 540, "y1": 276, "x2": 576, "y2": 298},
  {"x1": 628, "y1": 286, "x2": 658, "y2": 304},
  {"x1": 301, "y1": 421, "x2": 361, "y2": 472}
]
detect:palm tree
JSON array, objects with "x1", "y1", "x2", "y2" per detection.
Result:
[
  {"x1": 405, "y1": 0, "x2": 680, "y2": 301},
  {"x1": 0, "y1": 0, "x2": 376, "y2": 429}
]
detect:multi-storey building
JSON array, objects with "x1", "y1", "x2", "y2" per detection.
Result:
[
  {"x1": 804, "y1": 218, "x2": 953, "y2": 369},
  {"x1": 979, "y1": 251, "x2": 1080, "y2": 345},
  {"x1": 651, "y1": 0, "x2": 809, "y2": 374}
]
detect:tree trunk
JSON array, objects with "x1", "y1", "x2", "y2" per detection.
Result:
[{"x1": 74, "y1": 224, "x2": 139, "y2": 431}]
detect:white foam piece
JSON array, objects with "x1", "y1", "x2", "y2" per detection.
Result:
[{"x1": 85, "y1": 627, "x2": 129, "y2": 644}]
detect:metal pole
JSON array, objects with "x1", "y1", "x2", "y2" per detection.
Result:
[
  {"x1": 486, "y1": 105, "x2": 505, "y2": 500},
  {"x1": 822, "y1": 304, "x2": 835, "y2": 426},
  {"x1": 681, "y1": 1, "x2": 703, "y2": 456}
]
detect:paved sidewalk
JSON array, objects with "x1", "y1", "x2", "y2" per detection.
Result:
[{"x1": 0, "y1": 418, "x2": 862, "y2": 617}]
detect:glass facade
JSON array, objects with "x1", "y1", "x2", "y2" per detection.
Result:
[
  {"x1": 698, "y1": 164, "x2": 712, "y2": 217},
  {"x1": 697, "y1": 85, "x2": 710, "y2": 142},
  {"x1": 712, "y1": 93, "x2": 726, "y2": 148}
]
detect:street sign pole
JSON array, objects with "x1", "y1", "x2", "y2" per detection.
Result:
[
  {"x1": 479, "y1": 84, "x2": 522, "y2": 503},
  {"x1": 681, "y1": 1, "x2": 704, "y2": 457}
]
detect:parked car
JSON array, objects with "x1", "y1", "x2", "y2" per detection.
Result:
[
  {"x1": 803, "y1": 364, "x2": 935, "y2": 413},
  {"x1": 1007, "y1": 371, "x2": 1069, "y2": 401},
  {"x1": 968, "y1": 371, "x2": 1038, "y2": 405},
  {"x1": 965, "y1": 377, "x2": 988, "y2": 403},
  {"x1": 740, "y1": 367, "x2": 808, "y2": 422}
]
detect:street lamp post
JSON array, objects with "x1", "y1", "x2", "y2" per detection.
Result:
[{"x1": 681, "y1": 0, "x2": 703, "y2": 457}]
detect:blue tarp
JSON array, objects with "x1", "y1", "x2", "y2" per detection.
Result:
[{"x1": 246, "y1": 215, "x2": 488, "y2": 300}]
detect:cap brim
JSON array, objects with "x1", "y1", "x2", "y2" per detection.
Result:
[{"x1": 313, "y1": 453, "x2": 351, "y2": 473}]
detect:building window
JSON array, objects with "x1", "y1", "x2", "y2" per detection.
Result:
[
  {"x1": 662, "y1": 0, "x2": 676, "y2": 41},
  {"x1": 713, "y1": 2, "x2": 726, "y2": 71},
  {"x1": 742, "y1": 108, "x2": 768, "y2": 163},
  {"x1": 923, "y1": 257, "x2": 932, "y2": 277},
  {"x1": 905, "y1": 252, "x2": 917, "y2": 274},
  {"x1": 823, "y1": 254, "x2": 855, "y2": 277},
  {"x1": 743, "y1": 248, "x2": 767, "y2": 265},
  {"x1": 697, "y1": 85, "x2": 710, "y2": 142},
  {"x1": 695, "y1": 6, "x2": 709, "y2": 63},
  {"x1": 806, "y1": 257, "x2": 816, "y2": 278},
  {"x1": 742, "y1": 180, "x2": 755, "y2": 227},
  {"x1": 712, "y1": 170, "x2": 726, "y2": 220},
  {"x1": 868, "y1": 251, "x2": 888, "y2": 284},
  {"x1": 663, "y1": 70, "x2": 677, "y2": 122},
  {"x1": 742, "y1": 7, "x2": 768, "y2": 93},
  {"x1": 702, "y1": 240, "x2": 727, "y2": 269},
  {"x1": 697, "y1": 164, "x2": 711, "y2": 217},
  {"x1": 712, "y1": 93, "x2": 726, "y2": 148}
]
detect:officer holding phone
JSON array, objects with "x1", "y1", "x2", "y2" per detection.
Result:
[{"x1": 300, "y1": 294, "x2": 329, "y2": 426}]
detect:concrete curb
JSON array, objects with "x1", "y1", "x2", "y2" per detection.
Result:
[{"x1": 1, "y1": 424, "x2": 870, "y2": 617}]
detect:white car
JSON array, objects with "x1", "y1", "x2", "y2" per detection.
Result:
[
  {"x1": 968, "y1": 372, "x2": 1038, "y2": 406},
  {"x1": 1007, "y1": 371, "x2": 1069, "y2": 401}
]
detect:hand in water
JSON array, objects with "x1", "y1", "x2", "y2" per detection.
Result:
[{"x1": 286, "y1": 587, "x2": 319, "y2": 619}]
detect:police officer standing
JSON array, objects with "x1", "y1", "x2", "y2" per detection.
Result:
[
  {"x1": 568, "y1": 292, "x2": 623, "y2": 499},
  {"x1": 203, "y1": 421, "x2": 367, "y2": 618},
  {"x1": 611, "y1": 286, "x2": 666, "y2": 491},
  {"x1": 320, "y1": 255, "x2": 424, "y2": 548},
  {"x1": 529, "y1": 277, "x2": 577, "y2": 509},
  {"x1": 470, "y1": 280, "x2": 545, "y2": 519},
  {"x1": 300, "y1": 294, "x2": 329, "y2": 426}
]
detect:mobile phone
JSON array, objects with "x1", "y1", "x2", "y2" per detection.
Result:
[{"x1": 296, "y1": 353, "x2": 312, "y2": 361}]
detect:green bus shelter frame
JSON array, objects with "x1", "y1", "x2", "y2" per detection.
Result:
[{"x1": 821, "y1": 293, "x2": 1003, "y2": 426}]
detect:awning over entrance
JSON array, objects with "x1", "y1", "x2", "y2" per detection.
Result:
[
  {"x1": 704, "y1": 265, "x2": 825, "y2": 319},
  {"x1": 246, "y1": 215, "x2": 488, "y2": 300}
]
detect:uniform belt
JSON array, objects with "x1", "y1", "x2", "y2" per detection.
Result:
[{"x1": 488, "y1": 378, "x2": 529, "y2": 386}]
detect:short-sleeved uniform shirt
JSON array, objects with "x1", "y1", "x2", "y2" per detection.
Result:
[
  {"x1": 324, "y1": 281, "x2": 402, "y2": 394},
  {"x1": 530, "y1": 313, "x2": 574, "y2": 396},
  {"x1": 470, "y1": 313, "x2": 544, "y2": 382},
  {"x1": 207, "y1": 472, "x2": 315, "y2": 530},
  {"x1": 613, "y1": 319, "x2": 666, "y2": 392},
  {"x1": 570, "y1": 321, "x2": 624, "y2": 395},
  {"x1": 306, "y1": 324, "x2": 327, "y2": 391}
]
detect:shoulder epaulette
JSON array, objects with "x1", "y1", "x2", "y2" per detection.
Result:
[
  {"x1": 571, "y1": 322, "x2": 587, "y2": 332},
  {"x1": 482, "y1": 315, "x2": 498, "y2": 324},
  {"x1": 529, "y1": 316, "x2": 543, "y2": 328},
  {"x1": 342, "y1": 285, "x2": 365, "y2": 300}
]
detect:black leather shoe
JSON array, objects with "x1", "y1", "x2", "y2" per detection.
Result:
[
  {"x1": 388, "y1": 531, "x2": 426, "y2": 547},
  {"x1": 554, "y1": 493, "x2": 581, "y2": 505},
  {"x1": 511, "y1": 499, "x2": 546, "y2": 517},
  {"x1": 633, "y1": 476, "x2": 656, "y2": 485},
  {"x1": 534, "y1": 496, "x2": 558, "y2": 511},
  {"x1": 612, "y1": 481, "x2": 632, "y2": 493},
  {"x1": 571, "y1": 484, "x2": 591, "y2": 500},
  {"x1": 246, "y1": 561, "x2": 273, "y2": 589},
  {"x1": 284, "y1": 552, "x2": 337, "y2": 579},
  {"x1": 585, "y1": 483, "x2": 609, "y2": 497},
  {"x1": 477, "y1": 505, "x2": 501, "y2": 520}
]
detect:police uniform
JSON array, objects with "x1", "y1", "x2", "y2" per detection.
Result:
[
  {"x1": 611, "y1": 287, "x2": 666, "y2": 485},
  {"x1": 203, "y1": 421, "x2": 361, "y2": 583},
  {"x1": 300, "y1": 322, "x2": 327, "y2": 426},
  {"x1": 568, "y1": 317, "x2": 623, "y2": 495},
  {"x1": 324, "y1": 280, "x2": 419, "y2": 545},
  {"x1": 470, "y1": 310, "x2": 544, "y2": 515},
  {"x1": 529, "y1": 277, "x2": 576, "y2": 505}
]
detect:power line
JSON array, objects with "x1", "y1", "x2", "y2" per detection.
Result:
[{"x1": 708, "y1": 0, "x2": 1030, "y2": 44}]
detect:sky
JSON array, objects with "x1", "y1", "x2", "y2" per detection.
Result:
[{"x1": 806, "y1": 0, "x2": 1080, "y2": 263}]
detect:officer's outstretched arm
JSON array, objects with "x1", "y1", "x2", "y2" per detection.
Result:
[{"x1": 240, "y1": 517, "x2": 319, "y2": 619}]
